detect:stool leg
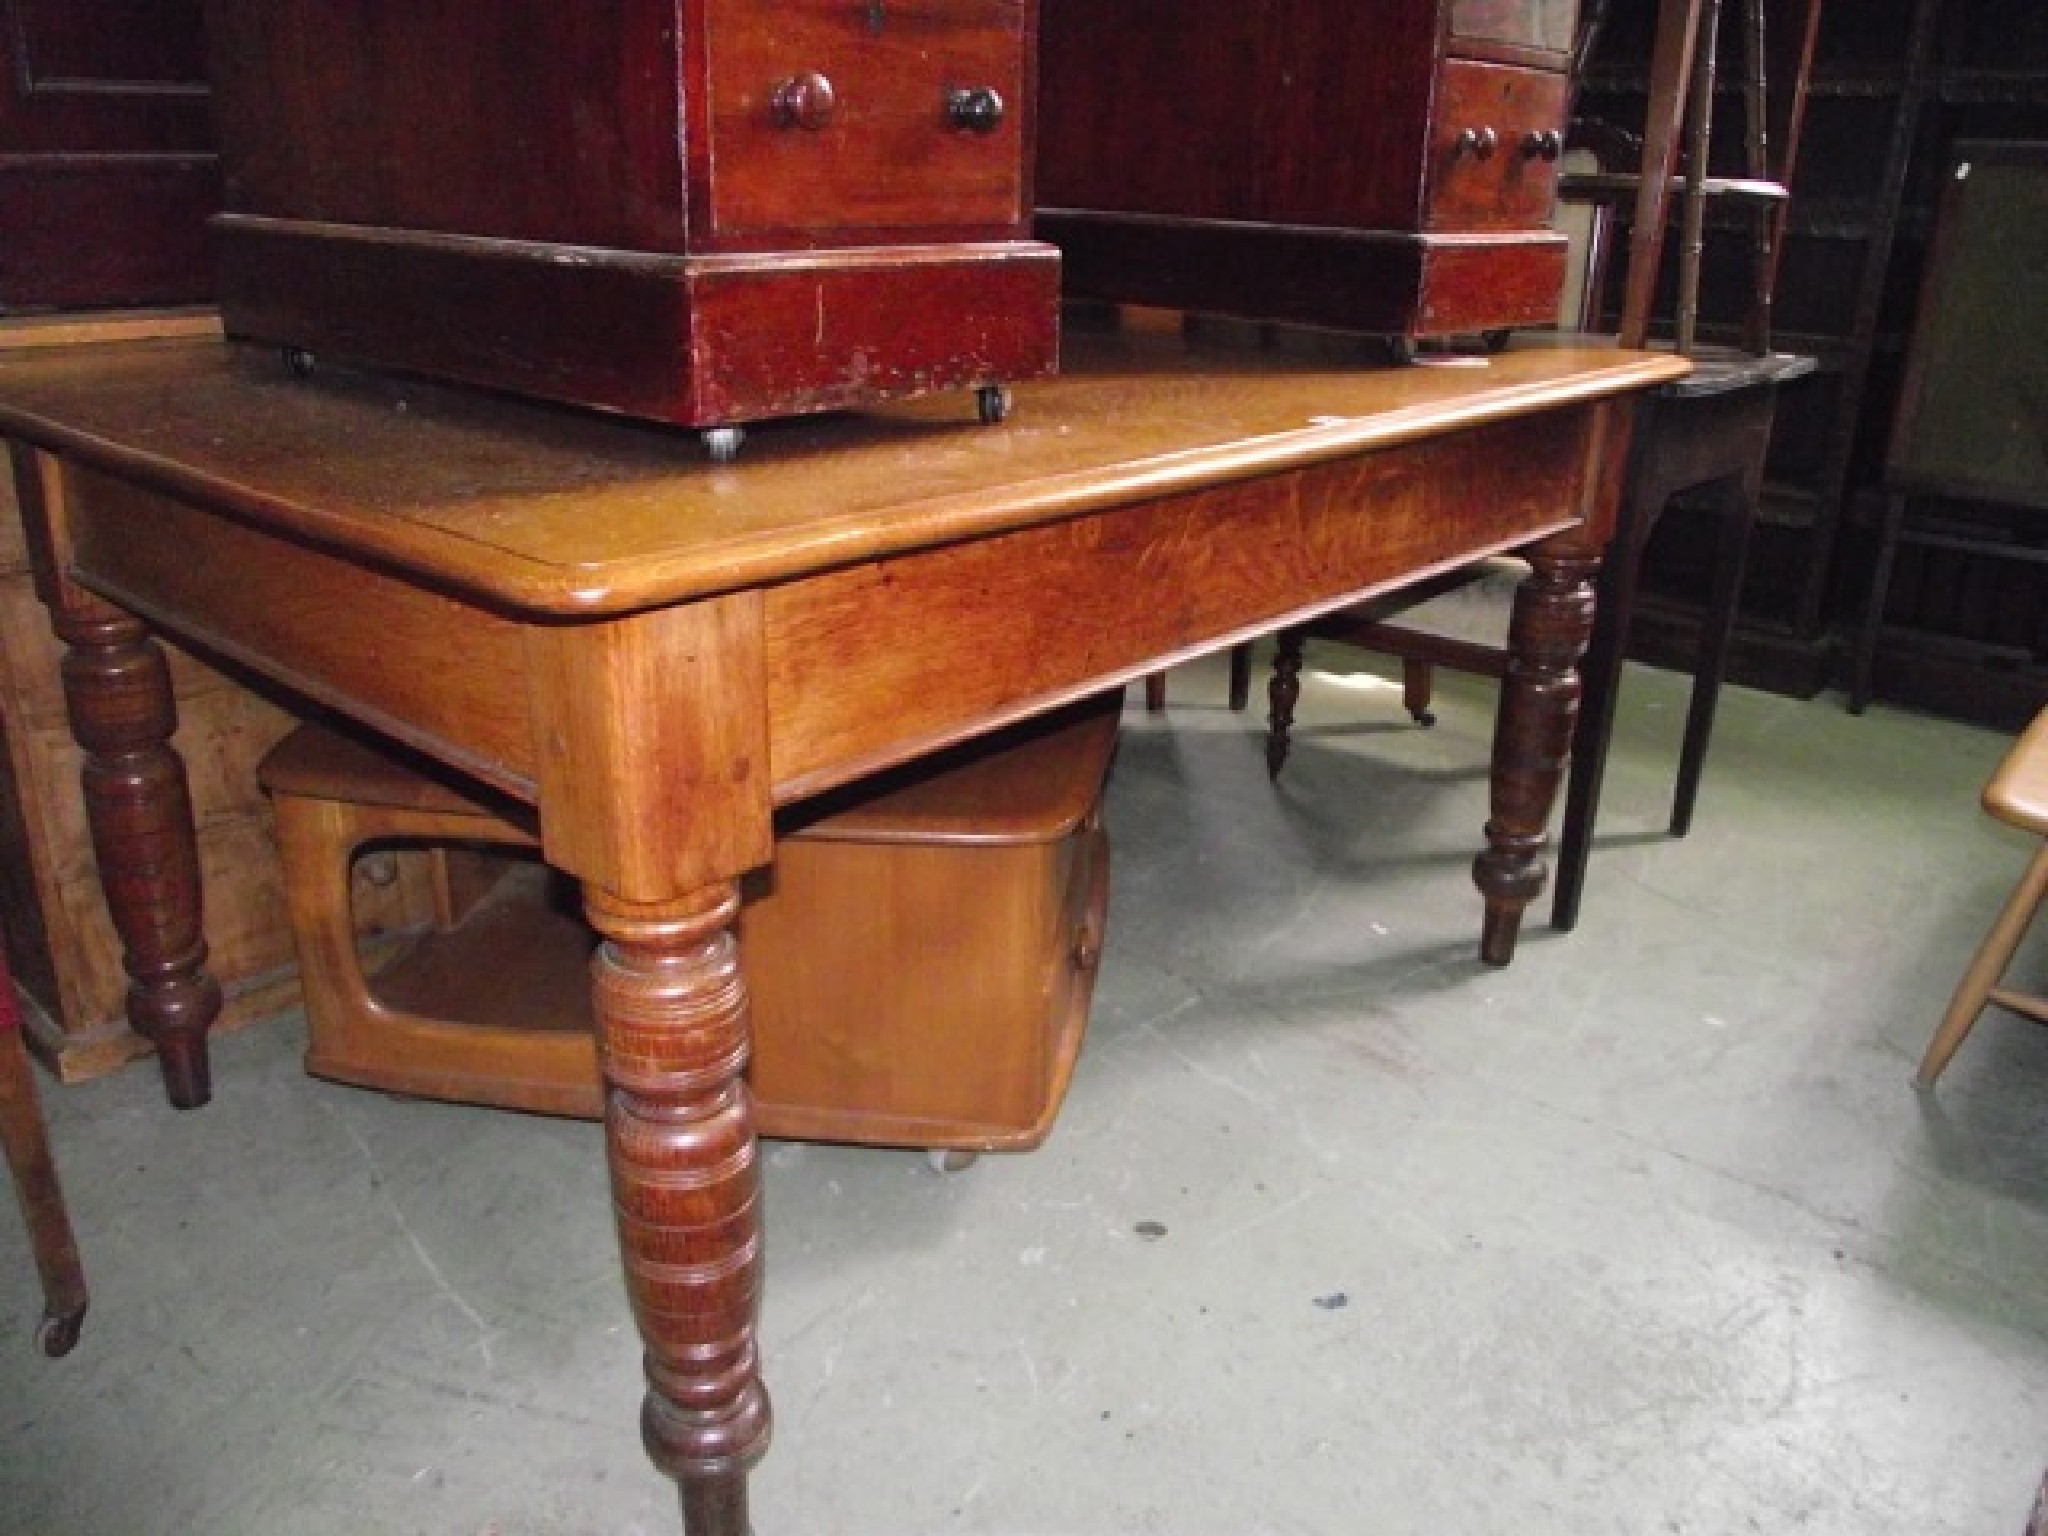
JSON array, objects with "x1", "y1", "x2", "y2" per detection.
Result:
[
  {"x1": 1917, "y1": 841, "x2": 2048, "y2": 1088},
  {"x1": 0, "y1": 966, "x2": 88, "y2": 1356},
  {"x1": 1672, "y1": 470, "x2": 1757, "y2": 838}
]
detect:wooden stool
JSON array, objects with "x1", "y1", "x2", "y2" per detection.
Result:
[
  {"x1": 2, "y1": 933, "x2": 87, "y2": 1356},
  {"x1": 259, "y1": 694, "x2": 1122, "y2": 1154},
  {"x1": 1918, "y1": 707, "x2": 2048, "y2": 1087}
]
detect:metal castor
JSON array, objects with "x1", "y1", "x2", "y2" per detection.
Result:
[
  {"x1": 282, "y1": 346, "x2": 318, "y2": 379},
  {"x1": 975, "y1": 384, "x2": 1012, "y2": 425},
  {"x1": 1482, "y1": 328, "x2": 1513, "y2": 353},
  {"x1": 925, "y1": 1147, "x2": 980, "y2": 1174},
  {"x1": 701, "y1": 425, "x2": 746, "y2": 463}
]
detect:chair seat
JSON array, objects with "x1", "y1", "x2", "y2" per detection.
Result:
[
  {"x1": 1656, "y1": 347, "x2": 1818, "y2": 397},
  {"x1": 1917, "y1": 704, "x2": 2048, "y2": 1086},
  {"x1": 1560, "y1": 170, "x2": 1790, "y2": 205},
  {"x1": 1985, "y1": 707, "x2": 2048, "y2": 834}
]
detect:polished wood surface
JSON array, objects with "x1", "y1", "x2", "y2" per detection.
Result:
[
  {"x1": 200, "y1": 0, "x2": 1059, "y2": 428},
  {"x1": 1036, "y1": 0, "x2": 1577, "y2": 342},
  {"x1": 0, "y1": 326, "x2": 1685, "y2": 1534}
]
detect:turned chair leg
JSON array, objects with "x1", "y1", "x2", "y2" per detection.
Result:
[
  {"x1": 1399, "y1": 658, "x2": 1437, "y2": 727},
  {"x1": 1917, "y1": 841, "x2": 2048, "y2": 1088},
  {"x1": 0, "y1": 955, "x2": 88, "y2": 1357}
]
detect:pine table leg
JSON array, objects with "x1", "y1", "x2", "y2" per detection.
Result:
[
  {"x1": 50, "y1": 592, "x2": 220, "y2": 1108},
  {"x1": 585, "y1": 881, "x2": 772, "y2": 1536},
  {"x1": 1473, "y1": 535, "x2": 1599, "y2": 966}
]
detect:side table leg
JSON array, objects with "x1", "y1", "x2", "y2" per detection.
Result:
[
  {"x1": 1266, "y1": 628, "x2": 1305, "y2": 780},
  {"x1": 585, "y1": 881, "x2": 771, "y2": 1536},
  {"x1": 1473, "y1": 539, "x2": 1599, "y2": 966},
  {"x1": 52, "y1": 595, "x2": 220, "y2": 1108},
  {"x1": 1, "y1": 956, "x2": 88, "y2": 1355}
]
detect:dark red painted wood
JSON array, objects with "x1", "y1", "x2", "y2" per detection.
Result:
[
  {"x1": 201, "y1": 0, "x2": 1060, "y2": 429},
  {"x1": 0, "y1": 0, "x2": 217, "y2": 312},
  {"x1": 1036, "y1": 0, "x2": 1579, "y2": 343}
]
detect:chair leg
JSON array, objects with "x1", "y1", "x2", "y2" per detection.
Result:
[
  {"x1": 1143, "y1": 672, "x2": 1167, "y2": 713},
  {"x1": 1917, "y1": 840, "x2": 2048, "y2": 1088},
  {"x1": 1850, "y1": 490, "x2": 1909, "y2": 715},
  {"x1": 1266, "y1": 630, "x2": 1305, "y2": 780},
  {"x1": 1672, "y1": 470, "x2": 1758, "y2": 837},
  {"x1": 1400, "y1": 658, "x2": 1437, "y2": 727},
  {"x1": 0, "y1": 971, "x2": 88, "y2": 1357},
  {"x1": 1226, "y1": 643, "x2": 1253, "y2": 713},
  {"x1": 1553, "y1": 472, "x2": 1651, "y2": 932}
]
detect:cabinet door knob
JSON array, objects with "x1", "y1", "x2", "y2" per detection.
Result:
[
  {"x1": 946, "y1": 85, "x2": 1006, "y2": 134},
  {"x1": 1455, "y1": 125, "x2": 1498, "y2": 160},
  {"x1": 772, "y1": 72, "x2": 838, "y2": 131},
  {"x1": 1522, "y1": 128, "x2": 1564, "y2": 161}
]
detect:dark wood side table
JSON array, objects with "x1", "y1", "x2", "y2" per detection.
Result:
[{"x1": 0, "y1": 328, "x2": 1683, "y2": 1534}]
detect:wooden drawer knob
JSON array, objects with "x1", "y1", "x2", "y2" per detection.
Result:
[
  {"x1": 1455, "y1": 125, "x2": 1498, "y2": 160},
  {"x1": 946, "y1": 85, "x2": 1006, "y2": 134},
  {"x1": 772, "y1": 72, "x2": 837, "y2": 131}
]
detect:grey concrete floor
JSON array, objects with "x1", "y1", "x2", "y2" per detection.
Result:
[{"x1": 5, "y1": 636, "x2": 2047, "y2": 1536}]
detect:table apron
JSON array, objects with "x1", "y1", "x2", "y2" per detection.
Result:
[{"x1": 763, "y1": 404, "x2": 1595, "y2": 801}]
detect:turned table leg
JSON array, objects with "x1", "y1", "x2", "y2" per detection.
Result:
[
  {"x1": 51, "y1": 593, "x2": 220, "y2": 1108},
  {"x1": 585, "y1": 881, "x2": 772, "y2": 1536},
  {"x1": 1472, "y1": 536, "x2": 1599, "y2": 966}
]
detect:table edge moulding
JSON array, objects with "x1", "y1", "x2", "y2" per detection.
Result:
[{"x1": 0, "y1": 326, "x2": 1686, "y2": 1535}]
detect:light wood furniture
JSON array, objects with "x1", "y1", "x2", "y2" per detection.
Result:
[
  {"x1": 1916, "y1": 706, "x2": 2048, "y2": 1088},
  {"x1": 260, "y1": 694, "x2": 1121, "y2": 1154},
  {"x1": 0, "y1": 325, "x2": 1684, "y2": 1534},
  {"x1": 0, "y1": 914, "x2": 85, "y2": 1356},
  {"x1": 200, "y1": 0, "x2": 1059, "y2": 442},
  {"x1": 0, "y1": 311, "x2": 441, "y2": 1084},
  {"x1": 1036, "y1": 0, "x2": 1580, "y2": 351}
]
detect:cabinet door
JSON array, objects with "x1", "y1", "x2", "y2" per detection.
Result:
[{"x1": 0, "y1": 0, "x2": 218, "y2": 310}]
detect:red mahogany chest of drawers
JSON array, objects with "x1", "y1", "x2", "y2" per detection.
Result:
[
  {"x1": 1036, "y1": 0, "x2": 1579, "y2": 351},
  {"x1": 200, "y1": 0, "x2": 1060, "y2": 443}
]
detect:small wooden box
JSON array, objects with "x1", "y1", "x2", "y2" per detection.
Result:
[
  {"x1": 1036, "y1": 0, "x2": 1577, "y2": 347},
  {"x1": 200, "y1": 0, "x2": 1062, "y2": 432},
  {"x1": 259, "y1": 693, "x2": 1121, "y2": 1153}
]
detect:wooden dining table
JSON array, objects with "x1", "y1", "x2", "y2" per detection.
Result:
[{"x1": 0, "y1": 321, "x2": 1683, "y2": 1533}]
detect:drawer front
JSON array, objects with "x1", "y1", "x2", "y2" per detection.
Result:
[
  {"x1": 1425, "y1": 59, "x2": 1568, "y2": 232},
  {"x1": 702, "y1": 0, "x2": 1029, "y2": 239}
]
